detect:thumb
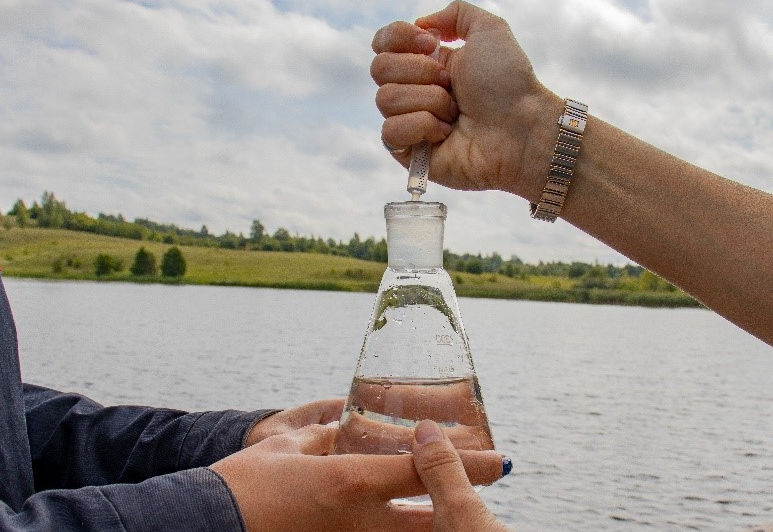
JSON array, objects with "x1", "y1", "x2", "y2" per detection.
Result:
[
  {"x1": 416, "y1": 1, "x2": 504, "y2": 43},
  {"x1": 411, "y1": 420, "x2": 480, "y2": 502}
]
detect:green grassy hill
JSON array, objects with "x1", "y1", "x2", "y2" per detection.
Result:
[{"x1": 0, "y1": 227, "x2": 701, "y2": 307}]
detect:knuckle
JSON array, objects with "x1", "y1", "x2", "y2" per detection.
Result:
[
  {"x1": 381, "y1": 118, "x2": 396, "y2": 139},
  {"x1": 371, "y1": 28, "x2": 385, "y2": 53},
  {"x1": 415, "y1": 446, "x2": 462, "y2": 476},
  {"x1": 445, "y1": 493, "x2": 489, "y2": 523},
  {"x1": 370, "y1": 54, "x2": 389, "y2": 82},
  {"x1": 381, "y1": 116, "x2": 407, "y2": 140},
  {"x1": 428, "y1": 83, "x2": 450, "y2": 103},
  {"x1": 327, "y1": 464, "x2": 370, "y2": 499},
  {"x1": 375, "y1": 84, "x2": 403, "y2": 115},
  {"x1": 419, "y1": 57, "x2": 442, "y2": 82}
]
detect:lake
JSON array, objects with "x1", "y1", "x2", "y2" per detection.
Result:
[{"x1": 4, "y1": 278, "x2": 772, "y2": 532}]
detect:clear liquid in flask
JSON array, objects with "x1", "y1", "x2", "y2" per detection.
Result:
[{"x1": 335, "y1": 375, "x2": 494, "y2": 456}]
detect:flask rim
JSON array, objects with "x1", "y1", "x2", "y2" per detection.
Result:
[{"x1": 384, "y1": 201, "x2": 447, "y2": 220}]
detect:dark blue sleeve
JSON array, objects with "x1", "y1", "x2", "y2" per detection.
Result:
[
  {"x1": 0, "y1": 468, "x2": 246, "y2": 532},
  {"x1": 23, "y1": 384, "x2": 278, "y2": 491}
]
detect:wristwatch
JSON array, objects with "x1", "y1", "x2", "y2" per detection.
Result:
[{"x1": 530, "y1": 98, "x2": 588, "y2": 222}]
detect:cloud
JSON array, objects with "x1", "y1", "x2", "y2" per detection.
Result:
[
  {"x1": 1, "y1": 0, "x2": 771, "y2": 265},
  {"x1": 497, "y1": 0, "x2": 773, "y2": 191}
]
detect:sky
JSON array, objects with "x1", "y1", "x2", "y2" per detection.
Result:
[{"x1": 1, "y1": 0, "x2": 772, "y2": 264}]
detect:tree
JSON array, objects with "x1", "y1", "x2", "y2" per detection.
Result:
[
  {"x1": 9, "y1": 200, "x2": 29, "y2": 228},
  {"x1": 250, "y1": 219, "x2": 265, "y2": 243},
  {"x1": 272, "y1": 228, "x2": 294, "y2": 251},
  {"x1": 218, "y1": 231, "x2": 243, "y2": 249},
  {"x1": 372, "y1": 238, "x2": 388, "y2": 263},
  {"x1": 465, "y1": 258, "x2": 483, "y2": 274},
  {"x1": 568, "y1": 262, "x2": 590, "y2": 279},
  {"x1": 579, "y1": 265, "x2": 611, "y2": 289},
  {"x1": 38, "y1": 191, "x2": 69, "y2": 228},
  {"x1": 161, "y1": 247, "x2": 186, "y2": 278},
  {"x1": 130, "y1": 247, "x2": 157, "y2": 276},
  {"x1": 28, "y1": 201, "x2": 42, "y2": 220}
]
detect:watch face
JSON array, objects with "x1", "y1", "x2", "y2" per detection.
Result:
[{"x1": 559, "y1": 114, "x2": 587, "y2": 135}]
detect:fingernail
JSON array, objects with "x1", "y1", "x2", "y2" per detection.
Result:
[
  {"x1": 415, "y1": 420, "x2": 444, "y2": 444},
  {"x1": 440, "y1": 121, "x2": 453, "y2": 137},
  {"x1": 502, "y1": 456, "x2": 513, "y2": 477}
]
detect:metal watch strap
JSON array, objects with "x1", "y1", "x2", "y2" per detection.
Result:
[{"x1": 530, "y1": 98, "x2": 588, "y2": 222}]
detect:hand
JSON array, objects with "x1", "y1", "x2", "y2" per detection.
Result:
[
  {"x1": 244, "y1": 398, "x2": 344, "y2": 446},
  {"x1": 211, "y1": 421, "x2": 505, "y2": 532},
  {"x1": 371, "y1": 1, "x2": 561, "y2": 201},
  {"x1": 335, "y1": 410, "x2": 492, "y2": 455},
  {"x1": 412, "y1": 419, "x2": 514, "y2": 532},
  {"x1": 333, "y1": 381, "x2": 493, "y2": 455}
]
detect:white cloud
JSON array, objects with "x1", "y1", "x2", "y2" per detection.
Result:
[
  {"x1": 1, "y1": 0, "x2": 771, "y2": 265},
  {"x1": 498, "y1": 0, "x2": 773, "y2": 189}
]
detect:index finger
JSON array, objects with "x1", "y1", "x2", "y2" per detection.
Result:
[
  {"x1": 337, "y1": 448, "x2": 505, "y2": 501},
  {"x1": 372, "y1": 20, "x2": 439, "y2": 55}
]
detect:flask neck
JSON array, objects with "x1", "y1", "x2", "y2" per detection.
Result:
[{"x1": 385, "y1": 202, "x2": 446, "y2": 270}]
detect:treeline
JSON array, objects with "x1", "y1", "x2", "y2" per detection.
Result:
[
  {"x1": 5, "y1": 191, "x2": 664, "y2": 287},
  {"x1": 6, "y1": 192, "x2": 388, "y2": 259}
]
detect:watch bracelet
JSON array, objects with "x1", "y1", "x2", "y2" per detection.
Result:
[{"x1": 530, "y1": 98, "x2": 588, "y2": 222}]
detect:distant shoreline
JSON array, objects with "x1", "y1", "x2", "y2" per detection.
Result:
[{"x1": 0, "y1": 227, "x2": 701, "y2": 309}]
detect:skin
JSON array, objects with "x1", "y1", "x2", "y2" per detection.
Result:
[
  {"x1": 210, "y1": 399, "x2": 504, "y2": 532},
  {"x1": 372, "y1": 0, "x2": 773, "y2": 346},
  {"x1": 243, "y1": 398, "x2": 344, "y2": 447},
  {"x1": 413, "y1": 420, "x2": 512, "y2": 532},
  {"x1": 374, "y1": 2, "x2": 773, "y2": 531}
]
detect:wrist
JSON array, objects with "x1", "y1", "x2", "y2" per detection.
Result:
[
  {"x1": 243, "y1": 409, "x2": 282, "y2": 447},
  {"x1": 510, "y1": 88, "x2": 564, "y2": 202}
]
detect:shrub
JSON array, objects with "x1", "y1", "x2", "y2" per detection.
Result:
[
  {"x1": 66, "y1": 255, "x2": 83, "y2": 269},
  {"x1": 130, "y1": 247, "x2": 157, "y2": 276},
  {"x1": 161, "y1": 246, "x2": 186, "y2": 278},
  {"x1": 94, "y1": 254, "x2": 123, "y2": 276}
]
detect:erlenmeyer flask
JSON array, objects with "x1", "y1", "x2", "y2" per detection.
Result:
[{"x1": 334, "y1": 201, "x2": 494, "y2": 463}]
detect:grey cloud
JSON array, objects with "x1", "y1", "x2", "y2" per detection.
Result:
[
  {"x1": 336, "y1": 148, "x2": 382, "y2": 175},
  {"x1": 11, "y1": 126, "x2": 90, "y2": 153}
]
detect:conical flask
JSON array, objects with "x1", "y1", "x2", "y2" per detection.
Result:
[{"x1": 334, "y1": 201, "x2": 494, "y2": 459}]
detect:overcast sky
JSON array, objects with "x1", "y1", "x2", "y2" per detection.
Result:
[{"x1": 1, "y1": 0, "x2": 772, "y2": 264}]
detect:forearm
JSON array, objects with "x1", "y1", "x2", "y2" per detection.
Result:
[
  {"x1": 24, "y1": 384, "x2": 276, "y2": 489},
  {"x1": 0, "y1": 468, "x2": 245, "y2": 532},
  {"x1": 522, "y1": 102, "x2": 773, "y2": 343}
]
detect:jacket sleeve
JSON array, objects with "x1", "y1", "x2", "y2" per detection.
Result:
[
  {"x1": 23, "y1": 384, "x2": 279, "y2": 491},
  {"x1": 0, "y1": 467, "x2": 246, "y2": 532}
]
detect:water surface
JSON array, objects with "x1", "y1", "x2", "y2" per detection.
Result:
[{"x1": 5, "y1": 279, "x2": 772, "y2": 532}]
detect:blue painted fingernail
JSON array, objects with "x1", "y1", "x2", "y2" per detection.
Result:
[{"x1": 502, "y1": 457, "x2": 513, "y2": 477}]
